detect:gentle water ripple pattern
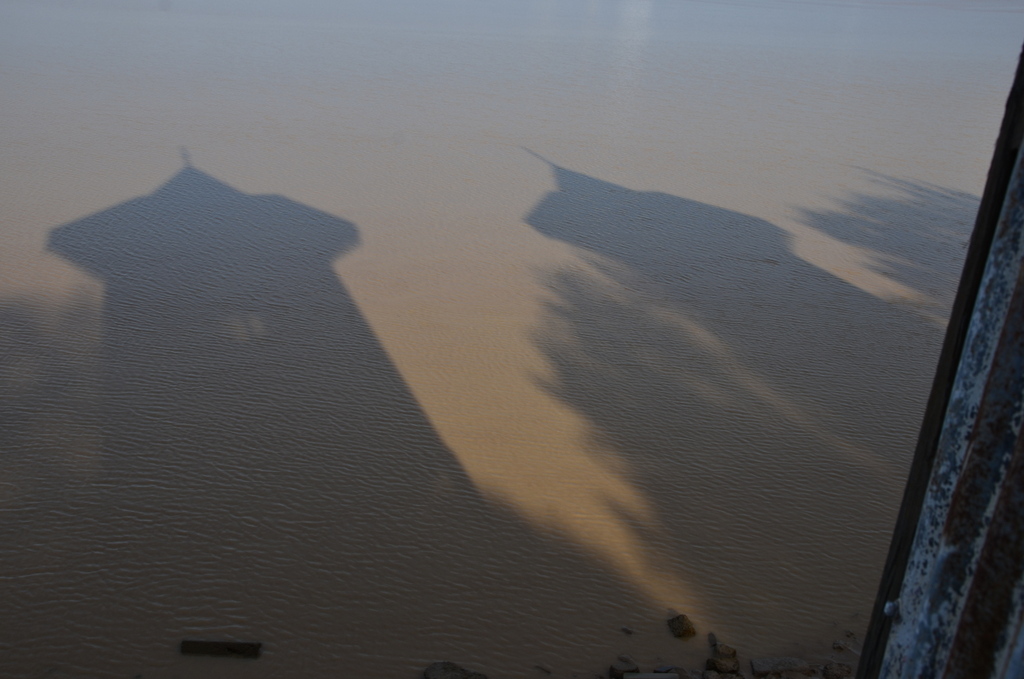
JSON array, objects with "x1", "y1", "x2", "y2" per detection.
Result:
[{"x1": 2, "y1": 0, "x2": 1022, "y2": 677}]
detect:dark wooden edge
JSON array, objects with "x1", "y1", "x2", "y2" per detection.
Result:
[
  {"x1": 856, "y1": 42, "x2": 1024, "y2": 679},
  {"x1": 180, "y1": 639, "x2": 262, "y2": 658}
]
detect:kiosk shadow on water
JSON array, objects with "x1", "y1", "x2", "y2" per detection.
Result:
[
  {"x1": 28, "y1": 160, "x2": 642, "y2": 677},
  {"x1": 523, "y1": 155, "x2": 976, "y2": 648}
]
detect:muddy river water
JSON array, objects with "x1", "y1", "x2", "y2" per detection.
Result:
[{"x1": 2, "y1": 1, "x2": 1024, "y2": 677}]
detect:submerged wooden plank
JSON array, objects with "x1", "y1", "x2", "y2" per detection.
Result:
[{"x1": 179, "y1": 639, "x2": 262, "y2": 658}]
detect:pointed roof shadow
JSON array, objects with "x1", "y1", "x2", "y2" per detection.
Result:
[
  {"x1": 45, "y1": 160, "x2": 424, "y2": 464},
  {"x1": 50, "y1": 162, "x2": 359, "y2": 285}
]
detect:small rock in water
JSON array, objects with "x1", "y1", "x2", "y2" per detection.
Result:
[
  {"x1": 832, "y1": 641, "x2": 846, "y2": 651},
  {"x1": 705, "y1": 657, "x2": 739, "y2": 674},
  {"x1": 713, "y1": 644, "x2": 736, "y2": 660},
  {"x1": 749, "y1": 657, "x2": 813, "y2": 677},
  {"x1": 822, "y1": 662, "x2": 853, "y2": 679},
  {"x1": 667, "y1": 614, "x2": 697, "y2": 639},
  {"x1": 653, "y1": 665, "x2": 678, "y2": 673},
  {"x1": 622, "y1": 627, "x2": 636, "y2": 635},
  {"x1": 534, "y1": 664, "x2": 553, "y2": 674},
  {"x1": 619, "y1": 654, "x2": 636, "y2": 664},
  {"x1": 707, "y1": 633, "x2": 718, "y2": 647},
  {"x1": 610, "y1": 659, "x2": 640, "y2": 679},
  {"x1": 423, "y1": 661, "x2": 488, "y2": 679}
]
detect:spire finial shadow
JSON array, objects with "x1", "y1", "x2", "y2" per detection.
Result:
[
  {"x1": 521, "y1": 147, "x2": 556, "y2": 168},
  {"x1": 522, "y1": 147, "x2": 590, "y2": 193}
]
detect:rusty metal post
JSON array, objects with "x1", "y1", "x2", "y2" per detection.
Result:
[{"x1": 858, "y1": 44, "x2": 1024, "y2": 679}]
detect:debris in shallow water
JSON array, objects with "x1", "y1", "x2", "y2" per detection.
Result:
[
  {"x1": 179, "y1": 640, "x2": 261, "y2": 658},
  {"x1": 822, "y1": 662, "x2": 853, "y2": 679},
  {"x1": 621, "y1": 626, "x2": 635, "y2": 635},
  {"x1": 667, "y1": 614, "x2": 696, "y2": 639},
  {"x1": 610, "y1": 658, "x2": 639, "y2": 679},
  {"x1": 423, "y1": 661, "x2": 488, "y2": 679},
  {"x1": 534, "y1": 664, "x2": 553, "y2": 674},
  {"x1": 705, "y1": 656, "x2": 739, "y2": 674},
  {"x1": 749, "y1": 657, "x2": 812, "y2": 677}
]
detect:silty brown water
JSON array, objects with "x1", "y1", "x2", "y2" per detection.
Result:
[{"x1": 2, "y1": 0, "x2": 1023, "y2": 677}]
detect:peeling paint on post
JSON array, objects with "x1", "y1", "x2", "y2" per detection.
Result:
[
  {"x1": 876, "y1": 98, "x2": 1024, "y2": 679},
  {"x1": 858, "y1": 44, "x2": 1024, "y2": 679}
]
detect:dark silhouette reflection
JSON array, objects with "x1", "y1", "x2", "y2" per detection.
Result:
[
  {"x1": 524, "y1": 155, "x2": 972, "y2": 643},
  {"x1": 39, "y1": 162, "x2": 636, "y2": 677},
  {"x1": 49, "y1": 162, "x2": 425, "y2": 479},
  {"x1": 798, "y1": 171, "x2": 976, "y2": 319}
]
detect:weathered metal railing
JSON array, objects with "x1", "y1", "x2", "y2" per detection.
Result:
[{"x1": 858, "y1": 44, "x2": 1024, "y2": 679}]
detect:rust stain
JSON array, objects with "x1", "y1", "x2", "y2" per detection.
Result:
[
  {"x1": 943, "y1": 429, "x2": 1024, "y2": 678},
  {"x1": 935, "y1": 181, "x2": 1024, "y2": 678}
]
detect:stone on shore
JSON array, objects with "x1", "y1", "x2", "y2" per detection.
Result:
[
  {"x1": 822, "y1": 662, "x2": 853, "y2": 679},
  {"x1": 667, "y1": 614, "x2": 697, "y2": 638},
  {"x1": 714, "y1": 643, "x2": 737, "y2": 659},
  {"x1": 423, "y1": 661, "x2": 488, "y2": 679},
  {"x1": 749, "y1": 657, "x2": 813, "y2": 677},
  {"x1": 705, "y1": 657, "x2": 740, "y2": 674},
  {"x1": 611, "y1": 659, "x2": 640, "y2": 679}
]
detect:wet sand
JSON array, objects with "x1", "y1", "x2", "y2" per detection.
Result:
[{"x1": 2, "y1": 1, "x2": 1023, "y2": 677}]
